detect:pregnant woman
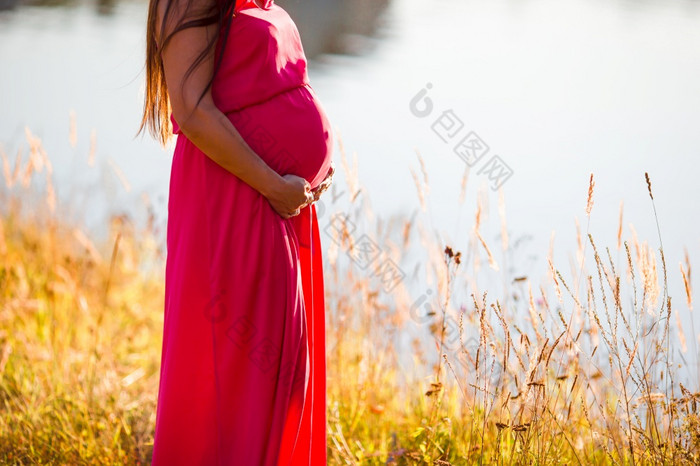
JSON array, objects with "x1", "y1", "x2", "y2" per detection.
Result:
[{"x1": 138, "y1": 0, "x2": 334, "y2": 463}]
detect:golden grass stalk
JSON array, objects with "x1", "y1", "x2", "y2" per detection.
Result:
[
  {"x1": 107, "y1": 157, "x2": 132, "y2": 193},
  {"x1": 585, "y1": 172, "x2": 594, "y2": 217}
]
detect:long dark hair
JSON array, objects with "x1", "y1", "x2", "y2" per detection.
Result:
[{"x1": 137, "y1": 0, "x2": 236, "y2": 145}]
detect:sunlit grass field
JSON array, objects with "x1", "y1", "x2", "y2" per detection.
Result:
[{"x1": 1, "y1": 126, "x2": 699, "y2": 464}]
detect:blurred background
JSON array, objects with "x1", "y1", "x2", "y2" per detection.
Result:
[{"x1": 2, "y1": 0, "x2": 700, "y2": 373}]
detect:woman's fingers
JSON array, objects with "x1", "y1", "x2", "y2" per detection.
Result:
[
  {"x1": 272, "y1": 170, "x2": 336, "y2": 219},
  {"x1": 305, "y1": 190, "x2": 314, "y2": 205},
  {"x1": 307, "y1": 164, "x2": 334, "y2": 203},
  {"x1": 311, "y1": 177, "x2": 332, "y2": 200}
]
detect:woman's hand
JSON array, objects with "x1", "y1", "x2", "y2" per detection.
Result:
[
  {"x1": 265, "y1": 174, "x2": 315, "y2": 219},
  {"x1": 309, "y1": 160, "x2": 335, "y2": 203},
  {"x1": 267, "y1": 161, "x2": 335, "y2": 219}
]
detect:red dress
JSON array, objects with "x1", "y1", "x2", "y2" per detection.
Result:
[{"x1": 151, "y1": 0, "x2": 332, "y2": 463}]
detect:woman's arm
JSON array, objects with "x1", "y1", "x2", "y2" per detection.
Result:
[{"x1": 157, "y1": 0, "x2": 312, "y2": 219}]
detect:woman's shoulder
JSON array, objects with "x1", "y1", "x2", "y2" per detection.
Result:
[{"x1": 155, "y1": 0, "x2": 220, "y2": 38}]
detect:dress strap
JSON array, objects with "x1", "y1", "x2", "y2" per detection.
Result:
[{"x1": 234, "y1": 0, "x2": 275, "y2": 13}]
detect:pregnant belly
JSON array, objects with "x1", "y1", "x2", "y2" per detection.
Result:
[{"x1": 225, "y1": 84, "x2": 333, "y2": 190}]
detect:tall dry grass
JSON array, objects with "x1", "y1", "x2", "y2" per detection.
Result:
[
  {"x1": 0, "y1": 126, "x2": 163, "y2": 463},
  {"x1": 321, "y1": 146, "x2": 700, "y2": 464},
  {"x1": 0, "y1": 120, "x2": 698, "y2": 464}
]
